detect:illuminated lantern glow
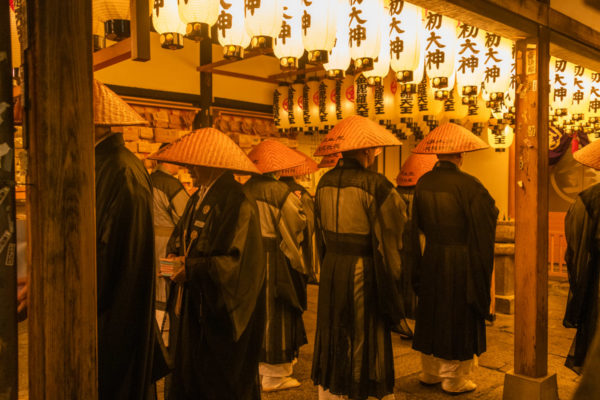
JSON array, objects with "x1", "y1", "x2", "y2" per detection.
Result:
[
  {"x1": 218, "y1": 0, "x2": 251, "y2": 59},
  {"x1": 291, "y1": 82, "x2": 306, "y2": 132},
  {"x1": 178, "y1": 0, "x2": 220, "y2": 41},
  {"x1": 304, "y1": 79, "x2": 322, "y2": 131},
  {"x1": 338, "y1": 75, "x2": 356, "y2": 120},
  {"x1": 274, "y1": 84, "x2": 290, "y2": 132},
  {"x1": 93, "y1": 0, "x2": 130, "y2": 41},
  {"x1": 245, "y1": 0, "x2": 284, "y2": 50},
  {"x1": 153, "y1": 0, "x2": 187, "y2": 49},
  {"x1": 323, "y1": 79, "x2": 339, "y2": 129},
  {"x1": 442, "y1": 86, "x2": 469, "y2": 124},
  {"x1": 416, "y1": 76, "x2": 444, "y2": 136},
  {"x1": 504, "y1": 43, "x2": 517, "y2": 109},
  {"x1": 549, "y1": 57, "x2": 574, "y2": 117},
  {"x1": 354, "y1": 74, "x2": 373, "y2": 119},
  {"x1": 363, "y1": 7, "x2": 391, "y2": 87},
  {"x1": 482, "y1": 34, "x2": 513, "y2": 110},
  {"x1": 389, "y1": 1, "x2": 424, "y2": 85},
  {"x1": 317, "y1": 79, "x2": 334, "y2": 132},
  {"x1": 349, "y1": 0, "x2": 383, "y2": 72},
  {"x1": 571, "y1": 65, "x2": 591, "y2": 117},
  {"x1": 302, "y1": 0, "x2": 337, "y2": 64},
  {"x1": 487, "y1": 125, "x2": 514, "y2": 152},
  {"x1": 424, "y1": 11, "x2": 457, "y2": 99},
  {"x1": 455, "y1": 23, "x2": 486, "y2": 106},
  {"x1": 464, "y1": 94, "x2": 491, "y2": 136},
  {"x1": 323, "y1": 0, "x2": 351, "y2": 79},
  {"x1": 274, "y1": 0, "x2": 305, "y2": 70}
]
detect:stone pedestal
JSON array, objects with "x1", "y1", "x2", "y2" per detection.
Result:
[
  {"x1": 503, "y1": 371, "x2": 559, "y2": 400},
  {"x1": 495, "y1": 221, "x2": 515, "y2": 315}
]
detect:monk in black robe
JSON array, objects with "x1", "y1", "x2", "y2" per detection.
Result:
[
  {"x1": 165, "y1": 166, "x2": 266, "y2": 400},
  {"x1": 563, "y1": 182, "x2": 600, "y2": 374},
  {"x1": 95, "y1": 129, "x2": 158, "y2": 400},
  {"x1": 412, "y1": 154, "x2": 497, "y2": 394}
]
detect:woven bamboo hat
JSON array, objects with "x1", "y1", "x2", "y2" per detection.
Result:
[
  {"x1": 314, "y1": 115, "x2": 401, "y2": 156},
  {"x1": 412, "y1": 123, "x2": 488, "y2": 154},
  {"x1": 396, "y1": 153, "x2": 438, "y2": 187},
  {"x1": 318, "y1": 153, "x2": 341, "y2": 168},
  {"x1": 93, "y1": 80, "x2": 148, "y2": 126},
  {"x1": 280, "y1": 149, "x2": 319, "y2": 177},
  {"x1": 573, "y1": 140, "x2": 600, "y2": 170},
  {"x1": 247, "y1": 139, "x2": 306, "y2": 173},
  {"x1": 148, "y1": 128, "x2": 260, "y2": 174}
]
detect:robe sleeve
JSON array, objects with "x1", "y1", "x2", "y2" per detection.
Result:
[
  {"x1": 170, "y1": 189, "x2": 190, "y2": 225},
  {"x1": 278, "y1": 192, "x2": 308, "y2": 276},
  {"x1": 186, "y1": 198, "x2": 265, "y2": 342},
  {"x1": 166, "y1": 195, "x2": 194, "y2": 257},
  {"x1": 466, "y1": 187, "x2": 498, "y2": 318},
  {"x1": 564, "y1": 196, "x2": 595, "y2": 328},
  {"x1": 410, "y1": 190, "x2": 424, "y2": 295}
]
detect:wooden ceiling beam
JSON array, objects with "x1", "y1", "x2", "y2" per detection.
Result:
[
  {"x1": 268, "y1": 66, "x2": 323, "y2": 80},
  {"x1": 210, "y1": 69, "x2": 279, "y2": 84},
  {"x1": 93, "y1": 38, "x2": 132, "y2": 71}
]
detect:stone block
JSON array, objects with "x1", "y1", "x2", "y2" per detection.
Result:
[
  {"x1": 503, "y1": 371, "x2": 559, "y2": 400},
  {"x1": 496, "y1": 294, "x2": 515, "y2": 315},
  {"x1": 495, "y1": 252, "x2": 515, "y2": 296}
]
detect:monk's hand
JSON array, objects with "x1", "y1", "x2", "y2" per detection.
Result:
[{"x1": 171, "y1": 256, "x2": 187, "y2": 284}]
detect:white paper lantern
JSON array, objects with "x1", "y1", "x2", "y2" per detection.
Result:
[
  {"x1": 93, "y1": 0, "x2": 130, "y2": 40},
  {"x1": 416, "y1": 76, "x2": 444, "y2": 135},
  {"x1": 291, "y1": 82, "x2": 306, "y2": 131},
  {"x1": 274, "y1": 84, "x2": 290, "y2": 131},
  {"x1": 571, "y1": 65, "x2": 591, "y2": 116},
  {"x1": 218, "y1": 0, "x2": 251, "y2": 59},
  {"x1": 424, "y1": 11, "x2": 457, "y2": 97},
  {"x1": 274, "y1": 0, "x2": 305, "y2": 69},
  {"x1": 442, "y1": 86, "x2": 469, "y2": 124},
  {"x1": 153, "y1": 0, "x2": 187, "y2": 49},
  {"x1": 245, "y1": 0, "x2": 283, "y2": 49},
  {"x1": 363, "y1": 7, "x2": 391, "y2": 86},
  {"x1": 487, "y1": 125, "x2": 514, "y2": 152},
  {"x1": 549, "y1": 57, "x2": 575, "y2": 116},
  {"x1": 482, "y1": 34, "x2": 513, "y2": 109},
  {"x1": 589, "y1": 71, "x2": 600, "y2": 119},
  {"x1": 389, "y1": 1, "x2": 424, "y2": 84},
  {"x1": 316, "y1": 80, "x2": 334, "y2": 131},
  {"x1": 349, "y1": 0, "x2": 383, "y2": 72},
  {"x1": 338, "y1": 75, "x2": 356, "y2": 120},
  {"x1": 324, "y1": 79, "x2": 339, "y2": 127},
  {"x1": 302, "y1": 0, "x2": 337, "y2": 63},
  {"x1": 303, "y1": 80, "x2": 322, "y2": 131},
  {"x1": 178, "y1": 0, "x2": 220, "y2": 41},
  {"x1": 355, "y1": 74, "x2": 373, "y2": 119},
  {"x1": 324, "y1": 0, "x2": 351, "y2": 78},
  {"x1": 455, "y1": 23, "x2": 486, "y2": 105}
]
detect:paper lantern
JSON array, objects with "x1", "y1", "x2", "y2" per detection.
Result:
[
  {"x1": 389, "y1": 1, "x2": 424, "y2": 84},
  {"x1": 464, "y1": 94, "x2": 491, "y2": 136},
  {"x1": 274, "y1": 0, "x2": 305, "y2": 70},
  {"x1": 349, "y1": 0, "x2": 383, "y2": 72},
  {"x1": 303, "y1": 79, "x2": 322, "y2": 132},
  {"x1": 424, "y1": 11, "x2": 457, "y2": 99},
  {"x1": 93, "y1": 0, "x2": 131, "y2": 40},
  {"x1": 416, "y1": 76, "x2": 444, "y2": 135},
  {"x1": 482, "y1": 34, "x2": 513, "y2": 109},
  {"x1": 363, "y1": 7, "x2": 391, "y2": 87},
  {"x1": 487, "y1": 125, "x2": 514, "y2": 152},
  {"x1": 355, "y1": 74, "x2": 373, "y2": 119},
  {"x1": 291, "y1": 82, "x2": 306, "y2": 131},
  {"x1": 245, "y1": 0, "x2": 283, "y2": 50},
  {"x1": 323, "y1": 0, "x2": 351, "y2": 79},
  {"x1": 178, "y1": 0, "x2": 220, "y2": 41},
  {"x1": 274, "y1": 84, "x2": 290, "y2": 132},
  {"x1": 589, "y1": 71, "x2": 600, "y2": 119},
  {"x1": 455, "y1": 23, "x2": 486, "y2": 105},
  {"x1": 302, "y1": 0, "x2": 337, "y2": 63},
  {"x1": 218, "y1": 0, "x2": 251, "y2": 59},
  {"x1": 323, "y1": 79, "x2": 339, "y2": 128},
  {"x1": 153, "y1": 0, "x2": 187, "y2": 49},
  {"x1": 570, "y1": 65, "x2": 591, "y2": 117},
  {"x1": 442, "y1": 86, "x2": 469, "y2": 124},
  {"x1": 338, "y1": 75, "x2": 356, "y2": 120}
]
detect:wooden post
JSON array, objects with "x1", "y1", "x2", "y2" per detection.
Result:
[
  {"x1": 26, "y1": 0, "x2": 97, "y2": 399},
  {"x1": 503, "y1": 25, "x2": 558, "y2": 400},
  {"x1": 130, "y1": 0, "x2": 150, "y2": 62},
  {"x1": 0, "y1": 4, "x2": 18, "y2": 400},
  {"x1": 194, "y1": 28, "x2": 214, "y2": 129}
]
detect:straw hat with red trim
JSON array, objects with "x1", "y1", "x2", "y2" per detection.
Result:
[
  {"x1": 411, "y1": 123, "x2": 488, "y2": 154},
  {"x1": 318, "y1": 153, "x2": 341, "y2": 168},
  {"x1": 314, "y1": 115, "x2": 401, "y2": 156},
  {"x1": 148, "y1": 128, "x2": 260, "y2": 174},
  {"x1": 573, "y1": 139, "x2": 600, "y2": 170},
  {"x1": 247, "y1": 139, "x2": 306, "y2": 174},
  {"x1": 396, "y1": 154, "x2": 438, "y2": 187},
  {"x1": 94, "y1": 80, "x2": 148, "y2": 126},
  {"x1": 280, "y1": 149, "x2": 319, "y2": 177}
]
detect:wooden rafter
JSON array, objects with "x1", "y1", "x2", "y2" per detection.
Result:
[
  {"x1": 268, "y1": 66, "x2": 324, "y2": 80},
  {"x1": 93, "y1": 38, "x2": 132, "y2": 71},
  {"x1": 211, "y1": 69, "x2": 278, "y2": 84}
]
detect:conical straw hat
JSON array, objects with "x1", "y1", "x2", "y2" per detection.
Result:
[
  {"x1": 280, "y1": 149, "x2": 319, "y2": 177},
  {"x1": 148, "y1": 128, "x2": 260, "y2": 174},
  {"x1": 396, "y1": 153, "x2": 438, "y2": 187},
  {"x1": 318, "y1": 153, "x2": 341, "y2": 168},
  {"x1": 247, "y1": 139, "x2": 306, "y2": 174},
  {"x1": 94, "y1": 80, "x2": 148, "y2": 126},
  {"x1": 314, "y1": 115, "x2": 401, "y2": 156},
  {"x1": 412, "y1": 123, "x2": 488, "y2": 154},
  {"x1": 573, "y1": 139, "x2": 600, "y2": 170}
]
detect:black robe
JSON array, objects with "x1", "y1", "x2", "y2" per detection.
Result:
[
  {"x1": 396, "y1": 186, "x2": 418, "y2": 319},
  {"x1": 411, "y1": 161, "x2": 498, "y2": 361},
  {"x1": 244, "y1": 174, "x2": 308, "y2": 364},
  {"x1": 95, "y1": 133, "x2": 157, "y2": 400},
  {"x1": 167, "y1": 173, "x2": 266, "y2": 400},
  {"x1": 312, "y1": 158, "x2": 407, "y2": 400},
  {"x1": 564, "y1": 182, "x2": 600, "y2": 374},
  {"x1": 280, "y1": 176, "x2": 320, "y2": 283}
]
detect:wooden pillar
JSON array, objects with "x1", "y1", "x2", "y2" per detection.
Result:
[
  {"x1": 194, "y1": 27, "x2": 214, "y2": 129},
  {"x1": 0, "y1": 4, "x2": 18, "y2": 399},
  {"x1": 503, "y1": 24, "x2": 557, "y2": 400},
  {"x1": 26, "y1": 1, "x2": 97, "y2": 399}
]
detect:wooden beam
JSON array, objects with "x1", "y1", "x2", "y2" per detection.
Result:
[
  {"x1": 195, "y1": 36, "x2": 213, "y2": 128},
  {"x1": 0, "y1": 3, "x2": 18, "y2": 399},
  {"x1": 130, "y1": 0, "x2": 150, "y2": 61},
  {"x1": 196, "y1": 51, "x2": 264, "y2": 72},
  {"x1": 93, "y1": 38, "x2": 132, "y2": 71},
  {"x1": 513, "y1": 27, "x2": 550, "y2": 378},
  {"x1": 27, "y1": 0, "x2": 97, "y2": 398},
  {"x1": 268, "y1": 66, "x2": 323, "y2": 80},
  {"x1": 211, "y1": 69, "x2": 279, "y2": 84}
]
